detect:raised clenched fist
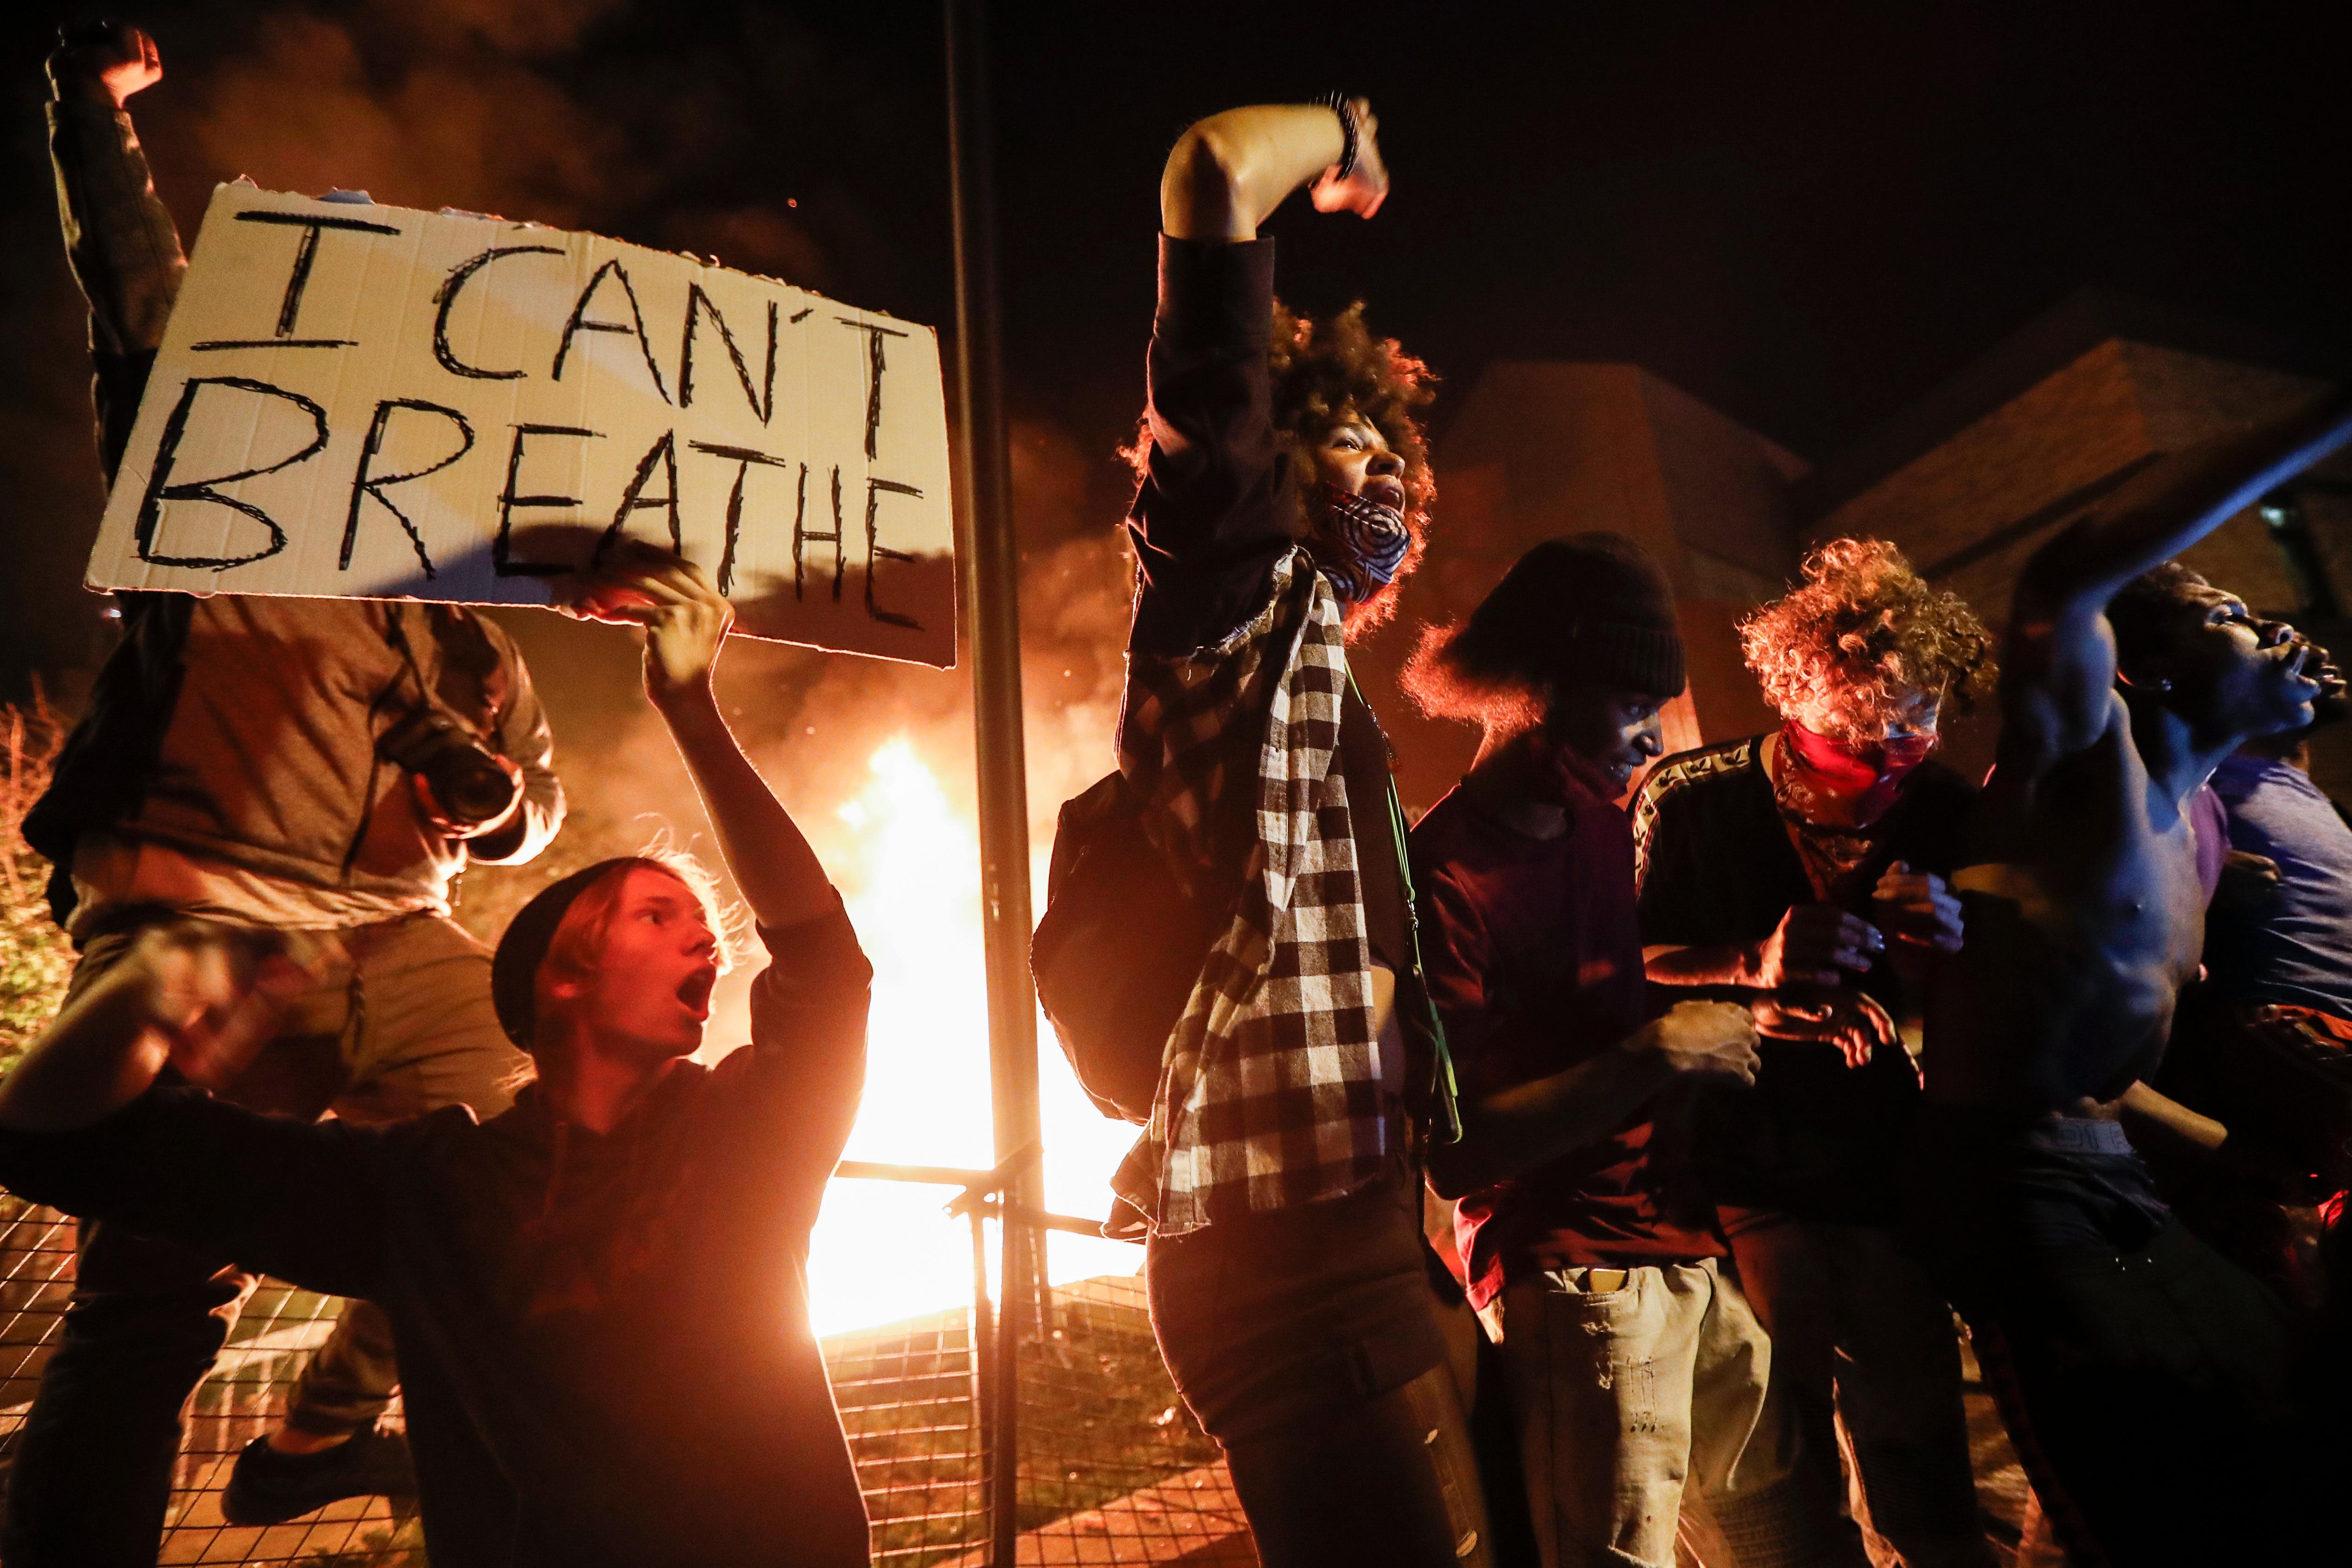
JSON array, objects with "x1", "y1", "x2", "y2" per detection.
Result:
[
  {"x1": 50, "y1": 22, "x2": 162, "y2": 108},
  {"x1": 1308, "y1": 97, "x2": 1389, "y2": 219}
]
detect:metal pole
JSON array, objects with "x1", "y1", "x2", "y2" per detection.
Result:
[
  {"x1": 944, "y1": 2, "x2": 1038, "y2": 1562},
  {"x1": 965, "y1": 1205, "x2": 998, "y2": 1555}
]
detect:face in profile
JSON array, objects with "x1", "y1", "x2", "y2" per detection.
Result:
[
  {"x1": 1540, "y1": 685, "x2": 1666, "y2": 795},
  {"x1": 1307, "y1": 414, "x2": 1407, "y2": 512},
  {"x1": 2152, "y1": 588, "x2": 2323, "y2": 737},
  {"x1": 542, "y1": 864, "x2": 720, "y2": 1064}
]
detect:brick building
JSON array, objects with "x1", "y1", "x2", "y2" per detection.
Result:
[{"x1": 1365, "y1": 288, "x2": 2352, "y2": 813}]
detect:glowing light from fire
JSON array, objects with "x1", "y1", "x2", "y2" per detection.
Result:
[{"x1": 803, "y1": 739, "x2": 1141, "y2": 1336}]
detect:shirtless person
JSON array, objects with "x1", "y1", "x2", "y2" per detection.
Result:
[{"x1": 1908, "y1": 390, "x2": 2352, "y2": 1566}]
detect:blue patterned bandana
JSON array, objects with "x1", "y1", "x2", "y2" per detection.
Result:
[{"x1": 1317, "y1": 484, "x2": 1410, "y2": 602}]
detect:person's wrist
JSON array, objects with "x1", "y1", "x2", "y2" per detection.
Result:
[
  {"x1": 1623, "y1": 1019, "x2": 1679, "y2": 1075},
  {"x1": 47, "y1": 67, "x2": 122, "y2": 110},
  {"x1": 651, "y1": 678, "x2": 721, "y2": 725},
  {"x1": 1316, "y1": 92, "x2": 1359, "y2": 182}
]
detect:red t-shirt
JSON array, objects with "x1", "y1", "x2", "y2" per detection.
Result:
[{"x1": 1412, "y1": 780, "x2": 1724, "y2": 1308}]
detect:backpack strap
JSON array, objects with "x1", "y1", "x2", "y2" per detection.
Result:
[{"x1": 1349, "y1": 670, "x2": 1461, "y2": 1146}]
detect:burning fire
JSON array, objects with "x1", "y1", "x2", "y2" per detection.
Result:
[{"x1": 802, "y1": 738, "x2": 1142, "y2": 1337}]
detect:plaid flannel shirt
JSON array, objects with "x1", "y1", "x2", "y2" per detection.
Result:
[{"x1": 1110, "y1": 547, "x2": 1397, "y2": 1235}]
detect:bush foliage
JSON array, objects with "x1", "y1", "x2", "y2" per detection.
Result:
[{"x1": 0, "y1": 701, "x2": 74, "y2": 1077}]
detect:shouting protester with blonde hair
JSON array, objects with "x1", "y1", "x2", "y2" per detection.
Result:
[{"x1": 1632, "y1": 539, "x2": 1999, "y2": 1567}]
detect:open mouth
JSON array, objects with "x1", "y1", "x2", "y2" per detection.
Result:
[
  {"x1": 1362, "y1": 478, "x2": 1406, "y2": 512},
  {"x1": 677, "y1": 967, "x2": 717, "y2": 1020},
  {"x1": 2282, "y1": 641, "x2": 2322, "y2": 690}
]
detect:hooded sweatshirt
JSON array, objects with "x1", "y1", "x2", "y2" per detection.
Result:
[{"x1": 0, "y1": 906, "x2": 872, "y2": 1568}]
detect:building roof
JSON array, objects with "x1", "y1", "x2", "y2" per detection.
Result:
[{"x1": 1791, "y1": 287, "x2": 2346, "y2": 525}]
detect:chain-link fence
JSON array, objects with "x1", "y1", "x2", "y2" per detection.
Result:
[
  {"x1": 1, "y1": 1181, "x2": 1248, "y2": 1568},
  {"x1": 0, "y1": 1197, "x2": 427, "y2": 1565}
]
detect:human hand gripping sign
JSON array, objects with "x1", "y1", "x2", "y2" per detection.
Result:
[{"x1": 558, "y1": 541, "x2": 736, "y2": 711}]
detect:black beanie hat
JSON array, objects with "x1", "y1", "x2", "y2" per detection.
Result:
[
  {"x1": 1452, "y1": 532, "x2": 1685, "y2": 699},
  {"x1": 490, "y1": 857, "x2": 654, "y2": 1048}
]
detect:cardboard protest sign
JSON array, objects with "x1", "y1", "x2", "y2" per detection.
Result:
[{"x1": 87, "y1": 183, "x2": 956, "y2": 666}]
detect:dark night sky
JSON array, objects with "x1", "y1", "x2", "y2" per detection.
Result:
[{"x1": 2, "y1": 0, "x2": 2347, "y2": 693}]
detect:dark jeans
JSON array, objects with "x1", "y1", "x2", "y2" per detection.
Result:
[
  {"x1": 1961, "y1": 1222, "x2": 2301, "y2": 1566},
  {"x1": 2, "y1": 911, "x2": 521, "y2": 1568},
  {"x1": 1719, "y1": 1208, "x2": 1993, "y2": 1568},
  {"x1": 1147, "y1": 1173, "x2": 1493, "y2": 1568},
  {"x1": 1909, "y1": 1111, "x2": 2308, "y2": 1566}
]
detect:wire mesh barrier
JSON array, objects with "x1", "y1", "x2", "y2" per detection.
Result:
[
  {"x1": 987, "y1": 1274, "x2": 1245, "y2": 1567},
  {"x1": 839, "y1": 1158, "x2": 1250, "y2": 1568},
  {"x1": 0, "y1": 1183, "x2": 1247, "y2": 1568},
  {"x1": 0, "y1": 1197, "x2": 426, "y2": 1565},
  {"x1": 5, "y1": 1171, "x2": 2080, "y2": 1568}
]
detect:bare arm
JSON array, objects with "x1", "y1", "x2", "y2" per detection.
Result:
[
  {"x1": 570, "y1": 549, "x2": 834, "y2": 931},
  {"x1": 1428, "y1": 1002, "x2": 1758, "y2": 1199},
  {"x1": 2005, "y1": 391, "x2": 2352, "y2": 760},
  {"x1": 1161, "y1": 100, "x2": 1387, "y2": 242},
  {"x1": 2102, "y1": 1081, "x2": 2302, "y2": 1183}
]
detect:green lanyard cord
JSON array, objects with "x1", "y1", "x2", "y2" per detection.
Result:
[{"x1": 1350, "y1": 672, "x2": 1464, "y2": 1146}]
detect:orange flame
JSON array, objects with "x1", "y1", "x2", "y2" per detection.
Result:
[{"x1": 804, "y1": 739, "x2": 1140, "y2": 1336}]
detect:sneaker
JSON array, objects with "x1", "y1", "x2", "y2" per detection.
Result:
[{"x1": 220, "y1": 1427, "x2": 419, "y2": 1526}]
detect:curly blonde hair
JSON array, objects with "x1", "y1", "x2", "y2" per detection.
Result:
[
  {"x1": 1739, "y1": 538, "x2": 1994, "y2": 742},
  {"x1": 1125, "y1": 298, "x2": 1435, "y2": 635}
]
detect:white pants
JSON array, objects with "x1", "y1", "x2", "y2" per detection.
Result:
[{"x1": 1495, "y1": 1258, "x2": 1862, "y2": 1568}]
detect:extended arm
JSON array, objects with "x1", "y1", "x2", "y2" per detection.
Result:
[
  {"x1": 1127, "y1": 101, "x2": 1389, "y2": 653},
  {"x1": 2006, "y1": 390, "x2": 2352, "y2": 757},
  {"x1": 1428, "y1": 1004, "x2": 1758, "y2": 1198},
  {"x1": 0, "y1": 925, "x2": 389, "y2": 1298},
  {"x1": 2103, "y1": 1081, "x2": 2302, "y2": 1184},
  {"x1": 570, "y1": 549, "x2": 834, "y2": 930}
]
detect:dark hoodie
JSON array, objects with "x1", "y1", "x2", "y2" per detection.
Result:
[{"x1": 0, "y1": 906, "x2": 872, "y2": 1568}]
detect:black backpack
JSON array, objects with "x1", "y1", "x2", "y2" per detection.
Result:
[{"x1": 1031, "y1": 772, "x2": 1237, "y2": 1124}]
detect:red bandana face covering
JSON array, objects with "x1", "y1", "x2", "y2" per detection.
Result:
[{"x1": 1774, "y1": 719, "x2": 1936, "y2": 830}]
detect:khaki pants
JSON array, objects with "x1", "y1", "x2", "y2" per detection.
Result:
[
  {"x1": 4, "y1": 910, "x2": 524, "y2": 1568},
  {"x1": 1495, "y1": 1257, "x2": 1866, "y2": 1568}
]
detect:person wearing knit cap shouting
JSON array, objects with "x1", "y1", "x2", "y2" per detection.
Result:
[
  {"x1": 1631, "y1": 540, "x2": 1997, "y2": 1567},
  {"x1": 1404, "y1": 534, "x2": 1869, "y2": 1568},
  {"x1": 0, "y1": 550, "x2": 872, "y2": 1568}
]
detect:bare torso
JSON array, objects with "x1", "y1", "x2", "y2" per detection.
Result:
[{"x1": 1927, "y1": 692, "x2": 2205, "y2": 1110}]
